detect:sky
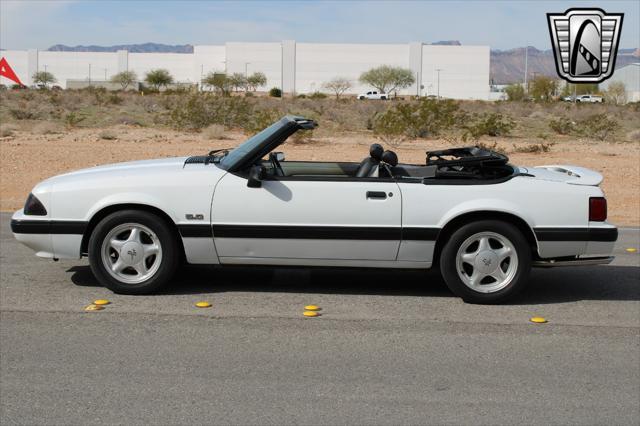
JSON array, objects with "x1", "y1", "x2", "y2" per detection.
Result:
[{"x1": 1, "y1": 0, "x2": 638, "y2": 51}]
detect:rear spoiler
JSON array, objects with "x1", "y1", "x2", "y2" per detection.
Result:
[{"x1": 535, "y1": 165, "x2": 603, "y2": 186}]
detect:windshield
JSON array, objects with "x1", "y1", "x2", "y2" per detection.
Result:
[{"x1": 219, "y1": 119, "x2": 288, "y2": 170}]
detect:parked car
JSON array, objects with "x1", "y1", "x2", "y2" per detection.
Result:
[
  {"x1": 11, "y1": 116, "x2": 617, "y2": 304},
  {"x1": 576, "y1": 94, "x2": 603, "y2": 103},
  {"x1": 562, "y1": 96, "x2": 575, "y2": 102},
  {"x1": 358, "y1": 90, "x2": 388, "y2": 100}
]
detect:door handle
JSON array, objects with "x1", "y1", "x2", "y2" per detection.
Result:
[{"x1": 366, "y1": 191, "x2": 387, "y2": 200}]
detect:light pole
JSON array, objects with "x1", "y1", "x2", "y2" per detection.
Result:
[
  {"x1": 524, "y1": 46, "x2": 528, "y2": 93},
  {"x1": 244, "y1": 62, "x2": 251, "y2": 92},
  {"x1": 88, "y1": 63, "x2": 91, "y2": 85},
  {"x1": 436, "y1": 68, "x2": 442, "y2": 99}
]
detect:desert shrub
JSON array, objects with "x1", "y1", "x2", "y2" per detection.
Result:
[
  {"x1": 577, "y1": 113, "x2": 619, "y2": 141},
  {"x1": 626, "y1": 129, "x2": 640, "y2": 142},
  {"x1": 476, "y1": 141, "x2": 507, "y2": 155},
  {"x1": 512, "y1": 142, "x2": 555, "y2": 153},
  {"x1": 108, "y1": 93, "x2": 123, "y2": 105},
  {"x1": 308, "y1": 91, "x2": 327, "y2": 99},
  {"x1": 505, "y1": 84, "x2": 525, "y2": 101},
  {"x1": 98, "y1": 129, "x2": 118, "y2": 140},
  {"x1": 9, "y1": 107, "x2": 37, "y2": 120},
  {"x1": 169, "y1": 94, "x2": 252, "y2": 131},
  {"x1": 296, "y1": 94, "x2": 307, "y2": 99},
  {"x1": 462, "y1": 112, "x2": 515, "y2": 141},
  {"x1": 269, "y1": 87, "x2": 282, "y2": 98},
  {"x1": 549, "y1": 116, "x2": 575, "y2": 135},
  {"x1": 63, "y1": 111, "x2": 85, "y2": 128},
  {"x1": 372, "y1": 98, "x2": 460, "y2": 143},
  {"x1": 202, "y1": 124, "x2": 229, "y2": 140},
  {"x1": 243, "y1": 109, "x2": 281, "y2": 135}
]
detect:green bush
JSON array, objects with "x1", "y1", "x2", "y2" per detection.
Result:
[
  {"x1": 269, "y1": 87, "x2": 282, "y2": 98},
  {"x1": 63, "y1": 111, "x2": 85, "y2": 128},
  {"x1": 462, "y1": 112, "x2": 515, "y2": 141},
  {"x1": 504, "y1": 84, "x2": 525, "y2": 101},
  {"x1": 242, "y1": 109, "x2": 281, "y2": 135}
]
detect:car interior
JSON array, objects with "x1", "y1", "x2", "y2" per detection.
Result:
[{"x1": 260, "y1": 143, "x2": 515, "y2": 182}]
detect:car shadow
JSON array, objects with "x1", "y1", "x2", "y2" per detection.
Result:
[{"x1": 67, "y1": 264, "x2": 640, "y2": 304}]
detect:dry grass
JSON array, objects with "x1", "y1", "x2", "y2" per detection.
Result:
[{"x1": 98, "y1": 129, "x2": 118, "y2": 140}]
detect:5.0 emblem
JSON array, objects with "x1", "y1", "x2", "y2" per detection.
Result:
[{"x1": 547, "y1": 8, "x2": 623, "y2": 83}]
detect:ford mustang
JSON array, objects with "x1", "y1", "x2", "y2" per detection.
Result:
[{"x1": 11, "y1": 116, "x2": 618, "y2": 303}]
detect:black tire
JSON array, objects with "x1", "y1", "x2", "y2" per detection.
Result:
[
  {"x1": 439, "y1": 220, "x2": 531, "y2": 304},
  {"x1": 358, "y1": 96, "x2": 365, "y2": 100},
  {"x1": 88, "y1": 210, "x2": 180, "y2": 295}
]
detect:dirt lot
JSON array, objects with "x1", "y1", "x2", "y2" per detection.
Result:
[{"x1": 1, "y1": 125, "x2": 638, "y2": 225}]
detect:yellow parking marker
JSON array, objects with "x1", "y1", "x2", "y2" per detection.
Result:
[
  {"x1": 304, "y1": 305, "x2": 321, "y2": 311},
  {"x1": 303, "y1": 311, "x2": 320, "y2": 317},
  {"x1": 93, "y1": 299, "x2": 110, "y2": 306},
  {"x1": 195, "y1": 301, "x2": 212, "y2": 308},
  {"x1": 84, "y1": 304, "x2": 104, "y2": 311},
  {"x1": 530, "y1": 316, "x2": 548, "y2": 324},
  {"x1": 625, "y1": 248, "x2": 637, "y2": 253}
]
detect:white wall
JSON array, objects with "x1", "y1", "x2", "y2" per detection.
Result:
[
  {"x1": 421, "y1": 45, "x2": 490, "y2": 100},
  {"x1": 224, "y1": 42, "x2": 282, "y2": 90},
  {"x1": 296, "y1": 43, "x2": 410, "y2": 94},
  {"x1": 1, "y1": 42, "x2": 491, "y2": 98},
  {"x1": 129, "y1": 52, "x2": 196, "y2": 84},
  {"x1": 600, "y1": 63, "x2": 640, "y2": 103}
]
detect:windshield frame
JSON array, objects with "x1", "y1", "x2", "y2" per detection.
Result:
[{"x1": 218, "y1": 116, "x2": 307, "y2": 172}]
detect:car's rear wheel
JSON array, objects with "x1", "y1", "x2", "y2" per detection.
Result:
[
  {"x1": 439, "y1": 220, "x2": 531, "y2": 304},
  {"x1": 88, "y1": 210, "x2": 179, "y2": 294}
]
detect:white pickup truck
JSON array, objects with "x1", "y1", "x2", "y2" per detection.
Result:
[
  {"x1": 358, "y1": 90, "x2": 388, "y2": 100},
  {"x1": 576, "y1": 94, "x2": 603, "y2": 103}
]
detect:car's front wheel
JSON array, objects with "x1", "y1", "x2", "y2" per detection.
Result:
[
  {"x1": 88, "y1": 210, "x2": 180, "y2": 294},
  {"x1": 439, "y1": 220, "x2": 531, "y2": 304}
]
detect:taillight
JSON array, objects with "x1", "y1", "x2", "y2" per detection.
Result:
[
  {"x1": 24, "y1": 193, "x2": 47, "y2": 216},
  {"x1": 589, "y1": 197, "x2": 607, "y2": 221}
]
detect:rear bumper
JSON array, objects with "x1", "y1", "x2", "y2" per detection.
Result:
[{"x1": 533, "y1": 225, "x2": 617, "y2": 259}]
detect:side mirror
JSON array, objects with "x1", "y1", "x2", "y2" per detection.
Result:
[
  {"x1": 274, "y1": 152, "x2": 285, "y2": 162},
  {"x1": 247, "y1": 165, "x2": 265, "y2": 188}
]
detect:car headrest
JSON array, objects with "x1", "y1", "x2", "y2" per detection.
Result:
[
  {"x1": 382, "y1": 150, "x2": 398, "y2": 167},
  {"x1": 370, "y1": 143, "x2": 384, "y2": 161}
]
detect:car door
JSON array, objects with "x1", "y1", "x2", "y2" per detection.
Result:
[{"x1": 211, "y1": 173, "x2": 402, "y2": 263}]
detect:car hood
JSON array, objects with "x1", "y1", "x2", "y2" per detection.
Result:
[{"x1": 51, "y1": 157, "x2": 190, "y2": 180}]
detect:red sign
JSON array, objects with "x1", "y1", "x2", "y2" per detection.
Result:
[{"x1": 0, "y1": 57, "x2": 23, "y2": 85}]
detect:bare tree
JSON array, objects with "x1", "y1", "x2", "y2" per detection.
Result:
[
  {"x1": 604, "y1": 82, "x2": 627, "y2": 105},
  {"x1": 323, "y1": 77, "x2": 352, "y2": 99},
  {"x1": 246, "y1": 72, "x2": 267, "y2": 91},
  {"x1": 110, "y1": 70, "x2": 137, "y2": 90}
]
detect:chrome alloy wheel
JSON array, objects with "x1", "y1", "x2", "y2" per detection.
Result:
[
  {"x1": 101, "y1": 223, "x2": 162, "y2": 284},
  {"x1": 455, "y1": 231, "x2": 518, "y2": 293}
]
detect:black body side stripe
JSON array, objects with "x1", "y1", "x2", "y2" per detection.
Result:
[
  {"x1": 181, "y1": 225, "x2": 441, "y2": 241},
  {"x1": 11, "y1": 220, "x2": 87, "y2": 235},
  {"x1": 534, "y1": 227, "x2": 618, "y2": 242},
  {"x1": 177, "y1": 224, "x2": 213, "y2": 238}
]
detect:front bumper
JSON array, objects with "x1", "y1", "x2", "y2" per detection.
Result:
[{"x1": 11, "y1": 210, "x2": 84, "y2": 259}]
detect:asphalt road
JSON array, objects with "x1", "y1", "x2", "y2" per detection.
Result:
[{"x1": 1, "y1": 212, "x2": 639, "y2": 425}]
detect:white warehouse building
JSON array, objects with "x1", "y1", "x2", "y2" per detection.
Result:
[{"x1": 1, "y1": 41, "x2": 491, "y2": 99}]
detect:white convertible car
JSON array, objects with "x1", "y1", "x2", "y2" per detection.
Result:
[{"x1": 11, "y1": 116, "x2": 617, "y2": 303}]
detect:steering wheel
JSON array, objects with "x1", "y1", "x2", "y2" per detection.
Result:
[{"x1": 269, "y1": 152, "x2": 285, "y2": 177}]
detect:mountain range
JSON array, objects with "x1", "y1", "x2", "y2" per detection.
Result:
[{"x1": 46, "y1": 42, "x2": 640, "y2": 84}]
